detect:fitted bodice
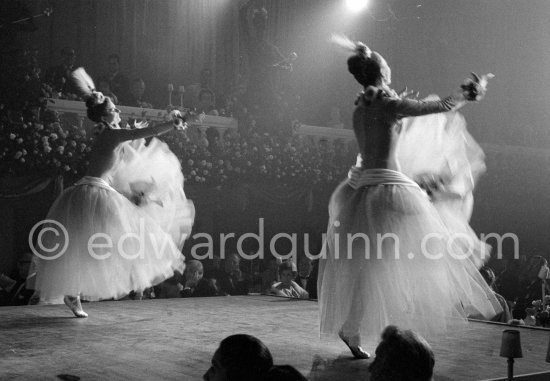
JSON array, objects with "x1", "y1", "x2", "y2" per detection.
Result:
[{"x1": 85, "y1": 128, "x2": 126, "y2": 180}]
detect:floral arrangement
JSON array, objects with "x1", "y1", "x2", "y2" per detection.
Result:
[
  {"x1": 0, "y1": 110, "x2": 90, "y2": 178},
  {"x1": 161, "y1": 126, "x2": 356, "y2": 187}
]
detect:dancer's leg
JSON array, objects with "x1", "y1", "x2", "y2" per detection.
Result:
[
  {"x1": 64, "y1": 295, "x2": 88, "y2": 318},
  {"x1": 339, "y1": 282, "x2": 370, "y2": 359}
]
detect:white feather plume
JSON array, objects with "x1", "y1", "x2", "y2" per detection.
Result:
[
  {"x1": 330, "y1": 34, "x2": 356, "y2": 51},
  {"x1": 71, "y1": 67, "x2": 96, "y2": 99},
  {"x1": 330, "y1": 33, "x2": 371, "y2": 57}
]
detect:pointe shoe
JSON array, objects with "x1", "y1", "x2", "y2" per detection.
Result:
[
  {"x1": 63, "y1": 296, "x2": 88, "y2": 318},
  {"x1": 339, "y1": 331, "x2": 370, "y2": 359}
]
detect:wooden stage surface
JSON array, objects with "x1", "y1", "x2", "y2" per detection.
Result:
[{"x1": 1, "y1": 296, "x2": 550, "y2": 380}]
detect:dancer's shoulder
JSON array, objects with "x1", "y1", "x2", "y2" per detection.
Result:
[{"x1": 355, "y1": 86, "x2": 394, "y2": 107}]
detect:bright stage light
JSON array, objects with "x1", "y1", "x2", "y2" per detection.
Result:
[{"x1": 345, "y1": 0, "x2": 369, "y2": 12}]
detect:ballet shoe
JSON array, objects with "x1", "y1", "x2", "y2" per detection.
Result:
[
  {"x1": 338, "y1": 330, "x2": 370, "y2": 359},
  {"x1": 63, "y1": 296, "x2": 88, "y2": 318}
]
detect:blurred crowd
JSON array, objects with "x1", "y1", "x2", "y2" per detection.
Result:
[{"x1": 0, "y1": 48, "x2": 356, "y2": 186}]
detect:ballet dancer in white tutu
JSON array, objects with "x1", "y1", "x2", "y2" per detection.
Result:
[
  {"x1": 318, "y1": 36, "x2": 502, "y2": 358},
  {"x1": 34, "y1": 68, "x2": 194, "y2": 317}
]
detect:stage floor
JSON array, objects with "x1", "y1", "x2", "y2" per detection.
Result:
[{"x1": 1, "y1": 296, "x2": 550, "y2": 380}]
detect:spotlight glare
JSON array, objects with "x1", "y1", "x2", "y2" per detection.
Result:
[{"x1": 345, "y1": 0, "x2": 369, "y2": 12}]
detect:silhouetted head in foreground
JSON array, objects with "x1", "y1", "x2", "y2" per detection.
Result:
[{"x1": 369, "y1": 325, "x2": 435, "y2": 381}]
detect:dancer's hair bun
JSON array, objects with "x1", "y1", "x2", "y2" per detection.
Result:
[
  {"x1": 355, "y1": 42, "x2": 371, "y2": 58},
  {"x1": 331, "y1": 34, "x2": 383, "y2": 88}
]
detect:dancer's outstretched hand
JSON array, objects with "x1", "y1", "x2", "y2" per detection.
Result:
[
  {"x1": 397, "y1": 86, "x2": 419, "y2": 99},
  {"x1": 170, "y1": 109, "x2": 188, "y2": 131},
  {"x1": 461, "y1": 72, "x2": 494, "y2": 101}
]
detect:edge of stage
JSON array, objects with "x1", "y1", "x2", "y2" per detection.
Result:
[{"x1": 1, "y1": 296, "x2": 550, "y2": 380}]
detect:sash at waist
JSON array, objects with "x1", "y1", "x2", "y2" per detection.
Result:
[
  {"x1": 75, "y1": 176, "x2": 117, "y2": 192},
  {"x1": 347, "y1": 167, "x2": 421, "y2": 190}
]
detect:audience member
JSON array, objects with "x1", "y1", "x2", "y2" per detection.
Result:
[
  {"x1": 262, "y1": 257, "x2": 281, "y2": 293},
  {"x1": 105, "y1": 54, "x2": 129, "y2": 102},
  {"x1": 519, "y1": 256, "x2": 550, "y2": 297},
  {"x1": 127, "y1": 288, "x2": 155, "y2": 301},
  {"x1": 196, "y1": 88, "x2": 216, "y2": 114},
  {"x1": 0, "y1": 273, "x2": 16, "y2": 293},
  {"x1": 0, "y1": 273, "x2": 17, "y2": 305},
  {"x1": 155, "y1": 271, "x2": 184, "y2": 299},
  {"x1": 97, "y1": 76, "x2": 119, "y2": 105},
  {"x1": 512, "y1": 255, "x2": 550, "y2": 319},
  {"x1": 0, "y1": 252, "x2": 34, "y2": 306},
  {"x1": 204, "y1": 334, "x2": 274, "y2": 381},
  {"x1": 182, "y1": 260, "x2": 218, "y2": 297},
  {"x1": 479, "y1": 266, "x2": 512, "y2": 323},
  {"x1": 124, "y1": 78, "x2": 153, "y2": 108},
  {"x1": 186, "y1": 67, "x2": 215, "y2": 109},
  {"x1": 495, "y1": 259, "x2": 521, "y2": 303},
  {"x1": 204, "y1": 334, "x2": 307, "y2": 381},
  {"x1": 44, "y1": 46, "x2": 77, "y2": 95},
  {"x1": 217, "y1": 253, "x2": 250, "y2": 296},
  {"x1": 269, "y1": 261, "x2": 309, "y2": 299},
  {"x1": 296, "y1": 257, "x2": 317, "y2": 299},
  {"x1": 369, "y1": 325, "x2": 435, "y2": 381}
]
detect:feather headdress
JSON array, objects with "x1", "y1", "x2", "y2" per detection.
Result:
[
  {"x1": 330, "y1": 33, "x2": 371, "y2": 58},
  {"x1": 71, "y1": 67, "x2": 105, "y2": 105}
]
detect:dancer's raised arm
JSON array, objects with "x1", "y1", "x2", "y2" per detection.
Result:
[{"x1": 104, "y1": 117, "x2": 184, "y2": 144}]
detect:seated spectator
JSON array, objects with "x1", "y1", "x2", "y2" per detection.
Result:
[
  {"x1": 186, "y1": 67, "x2": 215, "y2": 108},
  {"x1": 124, "y1": 78, "x2": 153, "y2": 108},
  {"x1": 182, "y1": 260, "x2": 218, "y2": 297},
  {"x1": 495, "y1": 259, "x2": 521, "y2": 303},
  {"x1": 196, "y1": 88, "x2": 216, "y2": 114},
  {"x1": 512, "y1": 255, "x2": 550, "y2": 319},
  {"x1": 479, "y1": 266, "x2": 512, "y2": 323},
  {"x1": 97, "y1": 76, "x2": 119, "y2": 105},
  {"x1": 217, "y1": 253, "x2": 250, "y2": 296},
  {"x1": 105, "y1": 53, "x2": 129, "y2": 102},
  {"x1": 369, "y1": 325, "x2": 434, "y2": 381},
  {"x1": 44, "y1": 46, "x2": 77, "y2": 96},
  {"x1": 127, "y1": 288, "x2": 155, "y2": 300},
  {"x1": 0, "y1": 273, "x2": 17, "y2": 305},
  {"x1": 155, "y1": 271, "x2": 184, "y2": 299},
  {"x1": 0, "y1": 273, "x2": 16, "y2": 293},
  {"x1": 296, "y1": 257, "x2": 317, "y2": 299},
  {"x1": 204, "y1": 334, "x2": 273, "y2": 381},
  {"x1": 268, "y1": 261, "x2": 309, "y2": 299},
  {"x1": 0, "y1": 252, "x2": 34, "y2": 306},
  {"x1": 261, "y1": 257, "x2": 281, "y2": 293}
]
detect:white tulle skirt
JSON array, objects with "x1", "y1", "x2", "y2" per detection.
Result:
[
  {"x1": 35, "y1": 138, "x2": 194, "y2": 302},
  {"x1": 317, "y1": 168, "x2": 501, "y2": 344}
]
